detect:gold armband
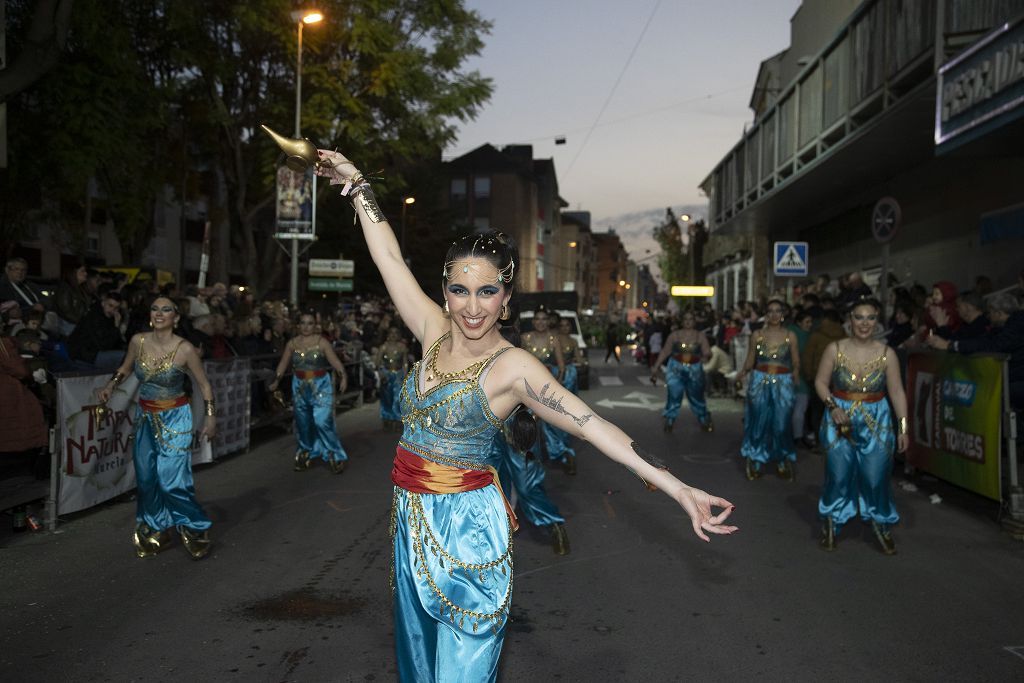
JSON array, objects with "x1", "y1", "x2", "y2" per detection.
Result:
[
  {"x1": 204, "y1": 400, "x2": 216, "y2": 417},
  {"x1": 897, "y1": 416, "x2": 907, "y2": 435},
  {"x1": 109, "y1": 371, "x2": 126, "y2": 386},
  {"x1": 351, "y1": 184, "x2": 385, "y2": 223}
]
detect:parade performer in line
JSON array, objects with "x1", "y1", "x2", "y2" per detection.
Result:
[
  {"x1": 269, "y1": 311, "x2": 349, "y2": 473},
  {"x1": 814, "y1": 297, "x2": 907, "y2": 554},
  {"x1": 484, "y1": 326, "x2": 570, "y2": 555},
  {"x1": 316, "y1": 148, "x2": 736, "y2": 683},
  {"x1": 650, "y1": 311, "x2": 713, "y2": 433},
  {"x1": 97, "y1": 297, "x2": 216, "y2": 560},
  {"x1": 555, "y1": 313, "x2": 586, "y2": 395},
  {"x1": 737, "y1": 300, "x2": 800, "y2": 480},
  {"x1": 522, "y1": 308, "x2": 576, "y2": 473},
  {"x1": 375, "y1": 326, "x2": 409, "y2": 432}
]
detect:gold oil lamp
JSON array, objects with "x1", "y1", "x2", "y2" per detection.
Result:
[{"x1": 260, "y1": 124, "x2": 323, "y2": 172}]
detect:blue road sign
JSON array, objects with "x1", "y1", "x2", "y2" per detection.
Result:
[{"x1": 773, "y1": 241, "x2": 808, "y2": 276}]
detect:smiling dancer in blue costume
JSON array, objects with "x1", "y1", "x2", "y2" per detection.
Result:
[
  {"x1": 98, "y1": 297, "x2": 216, "y2": 560},
  {"x1": 522, "y1": 309, "x2": 577, "y2": 474},
  {"x1": 814, "y1": 297, "x2": 908, "y2": 555},
  {"x1": 375, "y1": 327, "x2": 409, "y2": 432},
  {"x1": 270, "y1": 311, "x2": 349, "y2": 473},
  {"x1": 651, "y1": 311, "x2": 714, "y2": 433},
  {"x1": 737, "y1": 300, "x2": 800, "y2": 481},
  {"x1": 317, "y1": 147, "x2": 737, "y2": 683}
]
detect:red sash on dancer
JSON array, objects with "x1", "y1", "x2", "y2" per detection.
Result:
[
  {"x1": 139, "y1": 395, "x2": 189, "y2": 413},
  {"x1": 392, "y1": 445, "x2": 519, "y2": 532}
]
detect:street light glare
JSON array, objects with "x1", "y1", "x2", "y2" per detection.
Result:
[
  {"x1": 404, "y1": 197, "x2": 416, "y2": 205},
  {"x1": 303, "y1": 11, "x2": 324, "y2": 24},
  {"x1": 568, "y1": 241, "x2": 578, "y2": 248},
  {"x1": 680, "y1": 213, "x2": 691, "y2": 222},
  {"x1": 618, "y1": 280, "x2": 626, "y2": 287}
]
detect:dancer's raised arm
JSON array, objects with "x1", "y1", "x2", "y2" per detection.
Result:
[{"x1": 316, "y1": 150, "x2": 446, "y2": 344}]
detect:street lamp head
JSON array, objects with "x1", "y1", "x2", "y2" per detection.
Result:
[
  {"x1": 404, "y1": 197, "x2": 416, "y2": 205},
  {"x1": 291, "y1": 9, "x2": 324, "y2": 23},
  {"x1": 680, "y1": 213, "x2": 691, "y2": 222}
]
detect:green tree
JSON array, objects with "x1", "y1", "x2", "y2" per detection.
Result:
[
  {"x1": 3, "y1": 0, "x2": 493, "y2": 294},
  {"x1": 653, "y1": 207, "x2": 689, "y2": 292},
  {"x1": 165, "y1": 0, "x2": 493, "y2": 295}
]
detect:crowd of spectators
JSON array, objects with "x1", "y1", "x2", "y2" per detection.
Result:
[{"x1": 0, "y1": 256, "x2": 416, "y2": 482}]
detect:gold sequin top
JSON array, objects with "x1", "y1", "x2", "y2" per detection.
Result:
[
  {"x1": 134, "y1": 337, "x2": 186, "y2": 400},
  {"x1": 525, "y1": 332, "x2": 559, "y2": 366},
  {"x1": 754, "y1": 333, "x2": 793, "y2": 368},
  {"x1": 399, "y1": 333, "x2": 512, "y2": 469},
  {"x1": 833, "y1": 345, "x2": 887, "y2": 393}
]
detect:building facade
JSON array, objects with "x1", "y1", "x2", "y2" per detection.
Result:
[
  {"x1": 592, "y1": 230, "x2": 629, "y2": 315},
  {"x1": 701, "y1": 0, "x2": 1024, "y2": 309}
]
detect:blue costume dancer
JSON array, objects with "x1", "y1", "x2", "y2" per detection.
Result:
[
  {"x1": 316, "y1": 146, "x2": 736, "y2": 683},
  {"x1": 270, "y1": 313, "x2": 349, "y2": 473},
  {"x1": 484, "y1": 413, "x2": 569, "y2": 555},
  {"x1": 651, "y1": 316, "x2": 712, "y2": 433},
  {"x1": 376, "y1": 328, "x2": 409, "y2": 432},
  {"x1": 99, "y1": 298, "x2": 216, "y2": 560},
  {"x1": 392, "y1": 334, "x2": 516, "y2": 681},
  {"x1": 522, "y1": 311, "x2": 575, "y2": 473},
  {"x1": 815, "y1": 299, "x2": 908, "y2": 554},
  {"x1": 738, "y1": 302, "x2": 800, "y2": 481}
]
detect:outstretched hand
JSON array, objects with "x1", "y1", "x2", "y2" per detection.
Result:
[
  {"x1": 316, "y1": 149, "x2": 358, "y2": 184},
  {"x1": 674, "y1": 486, "x2": 737, "y2": 542}
]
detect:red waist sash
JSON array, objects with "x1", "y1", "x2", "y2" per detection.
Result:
[
  {"x1": 833, "y1": 390, "x2": 885, "y2": 403},
  {"x1": 392, "y1": 445, "x2": 519, "y2": 532},
  {"x1": 295, "y1": 369, "x2": 328, "y2": 379},
  {"x1": 672, "y1": 353, "x2": 701, "y2": 364},
  {"x1": 139, "y1": 395, "x2": 188, "y2": 413},
  {"x1": 755, "y1": 364, "x2": 790, "y2": 375}
]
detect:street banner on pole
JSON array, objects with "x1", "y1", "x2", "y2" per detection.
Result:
[
  {"x1": 274, "y1": 165, "x2": 315, "y2": 240},
  {"x1": 906, "y1": 351, "x2": 1004, "y2": 500}
]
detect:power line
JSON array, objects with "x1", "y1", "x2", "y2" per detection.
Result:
[{"x1": 561, "y1": 0, "x2": 663, "y2": 179}]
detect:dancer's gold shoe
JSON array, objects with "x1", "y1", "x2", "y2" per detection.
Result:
[
  {"x1": 871, "y1": 522, "x2": 897, "y2": 555},
  {"x1": 328, "y1": 458, "x2": 347, "y2": 475},
  {"x1": 293, "y1": 451, "x2": 312, "y2": 472},
  {"x1": 820, "y1": 518, "x2": 837, "y2": 552},
  {"x1": 180, "y1": 527, "x2": 211, "y2": 560},
  {"x1": 745, "y1": 459, "x2": 762, "y2": 481},
  {"x1": 550, "y1": 523, "x2": 570, "y2": 556}
]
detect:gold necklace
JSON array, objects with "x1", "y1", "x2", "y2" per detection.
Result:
[{"x1": 425, "y1": 340, "x2": 487, "y2": 383}]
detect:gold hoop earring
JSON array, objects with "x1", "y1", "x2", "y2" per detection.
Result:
[
  {"x1": 500, "y1": 304, "x2": 510, "y2": 321},
  {"x1": 148, "y1": 320, "x2": 153, "y2": 329},
  {"x1": 443, "y1": 301, "x2": 450, "y2": 317}
]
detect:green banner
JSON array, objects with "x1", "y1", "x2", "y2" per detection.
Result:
[
  {"x1": 308, "y1": 278, "x2": 353, "y2": 292},
  {"x1": 906, "y1": 352, "x2": 1003, "y2": 500}
]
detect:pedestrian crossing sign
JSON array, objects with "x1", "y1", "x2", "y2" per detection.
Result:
[{"x1": 773, "y1": 241, "x2": 808, "y2": 276}]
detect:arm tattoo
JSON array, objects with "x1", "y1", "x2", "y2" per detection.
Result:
[{"x1": 524, "y1": 380, "x2": 592, "y2": 427}]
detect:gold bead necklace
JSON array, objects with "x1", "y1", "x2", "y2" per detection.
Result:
[{"x1": 424, "y1": 339, "x2": 486, "y2": 383}]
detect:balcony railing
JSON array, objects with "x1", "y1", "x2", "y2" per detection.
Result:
[{"x1": 704, "y1": 0, "x2": 1024, "y2": 229}]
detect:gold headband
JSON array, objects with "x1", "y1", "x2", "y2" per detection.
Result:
[{"x1": 442, "y1": 235, "x2": 515, "y2": 284}]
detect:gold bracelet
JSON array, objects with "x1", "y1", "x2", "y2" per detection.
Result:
[
  {"x1": 898, "y1": 416, "x2": 907, "y2": 435},
  {"x1": 109, "y1": 371, "x2": 125, "y2": 386},
  {"x1": 352, "y1": 184, "x2": 385, "y2": 223},
  {"x1": 824, "y1": 396, "x2": 837, "y2": 410},
  {"x1": 205, "y1": 400, "x2": 216, "y2": 417}
]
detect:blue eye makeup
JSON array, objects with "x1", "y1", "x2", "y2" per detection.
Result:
[
  {"x1": 447, "y1": 285, "x2": 469, "y2": 295},
  {"x1": 478, "y1": 286, "x2": 499, "y2": 296}
]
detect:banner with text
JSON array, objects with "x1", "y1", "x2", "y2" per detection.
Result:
[
  {"x1": 906, "y1": 352, "x2": 1003, "y2": 500},
  {"x1": 56, "y1": 373, "x2": 213, "y2": 516}
]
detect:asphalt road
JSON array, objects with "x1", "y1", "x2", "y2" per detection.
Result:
[{"x1": 2, "y1": 352, "x2": 1024, "y2": 682}]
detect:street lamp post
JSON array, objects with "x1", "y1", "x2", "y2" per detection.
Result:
[
  {"x1": 400, "y1": 196, "x2": 415, "y2": 254},
  {"x1": 288, "y1": 9, "x2": 323, "y2": 307}
]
